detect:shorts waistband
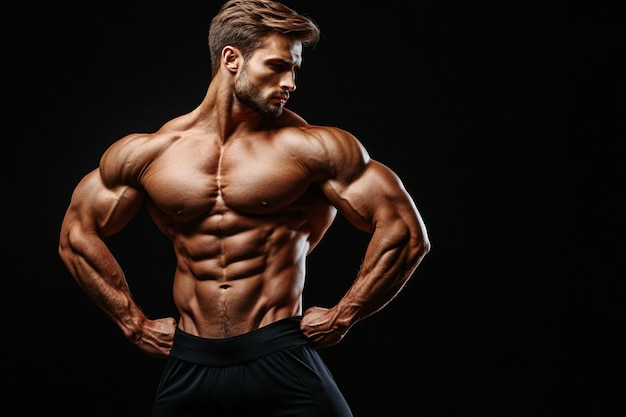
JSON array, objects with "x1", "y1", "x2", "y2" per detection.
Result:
[{"x1": 170, "y1": 316, "x2": 309, "y2": 367}]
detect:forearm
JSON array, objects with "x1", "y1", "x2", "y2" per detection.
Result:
[
  {"x1": 333, "y1": 219, "x2": 429, "y2": 329},
  {"x1": 59, "y1": 230, "x2": 147, "y2": 339}
]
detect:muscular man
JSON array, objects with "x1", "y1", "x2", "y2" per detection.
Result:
[{"x1": 58, "y1": 1, "x2": 430, "y2": 416}]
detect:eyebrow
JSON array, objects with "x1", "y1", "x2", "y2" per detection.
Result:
[{"x1": 266, "y1": 57, "x2": 302, "y2": 69}]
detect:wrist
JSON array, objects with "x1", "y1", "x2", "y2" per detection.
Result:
[
  {"x1": 115, "y1": 306, "x2": 147, "y2": 341},
  {"x1": 330, "y1": 303, "x2": 359, "y2": 332}
]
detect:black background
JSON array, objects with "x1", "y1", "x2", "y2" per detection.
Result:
[{"x1": 4, "y1": 1, "x2": 625, "y2": 416}]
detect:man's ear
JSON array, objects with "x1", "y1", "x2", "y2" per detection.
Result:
[{"x1": 222, "y1": 46, "x2": 240, "y2": 73}]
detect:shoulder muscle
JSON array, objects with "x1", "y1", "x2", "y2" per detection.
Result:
[
  {"x1": 297, "y1": 125, "x2": 370, "y2": 182},
  {"x1": 100, "y1": 132, "x2": 170, "y2": 188}
]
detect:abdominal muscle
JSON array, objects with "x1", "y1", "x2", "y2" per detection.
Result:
[{"x1": 162, "y1": 205, "x2": 311, "y2": 339}]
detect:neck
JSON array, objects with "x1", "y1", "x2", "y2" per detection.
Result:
[{"x1": 190, "y1": 75, "x2": 266, "y2": 141}]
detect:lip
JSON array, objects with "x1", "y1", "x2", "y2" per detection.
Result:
[{"x1": 272, "y1": 94, "x2": 289, "y2": 104}]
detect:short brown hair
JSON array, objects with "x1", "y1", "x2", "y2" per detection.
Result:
[{"x1": 208, "y1": 0, "x2": 320, "y2": 76}]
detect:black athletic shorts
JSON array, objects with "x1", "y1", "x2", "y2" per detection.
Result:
[{"x1": 151, "y1": 316, "x2": 353, "y2": 417}]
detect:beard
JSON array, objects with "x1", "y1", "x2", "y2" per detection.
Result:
[{"x1": 234, "y1": 67, "x2": 284, "y2": 119}]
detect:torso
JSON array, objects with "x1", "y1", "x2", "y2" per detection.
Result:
[{"x1": 131, "y1": 118, "x2": 337, "y2": 338}]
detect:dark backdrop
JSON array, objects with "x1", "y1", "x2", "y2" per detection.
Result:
[{"x1": 4, "y1": 1, "x2": 624, "y2": 416}]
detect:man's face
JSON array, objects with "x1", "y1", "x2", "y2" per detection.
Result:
[{"x1": 234, "y1": 34, "x2": 303, "y2": 118}]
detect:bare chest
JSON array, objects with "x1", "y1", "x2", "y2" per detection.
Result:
[{"x1": 140, "y1": 137, "x2": 315, "y2": 219}]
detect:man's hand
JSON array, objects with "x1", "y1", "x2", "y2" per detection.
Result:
[
  {"x1": 132, "y1": 317, "x2": 177, "y2": 358},
  {"x1": 300, "y1": 307, "x2": 349, "y2": 348}
]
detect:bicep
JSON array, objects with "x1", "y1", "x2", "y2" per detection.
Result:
[
  {"x1": 62, "y1": 168, "x2": 145, "y2": 240},
  {"x1": 322, "y1": 160, "x2": 420, "y2": 233},
  {"x1": 304, "y1": 126, "x2": 421, "y2": 232}
]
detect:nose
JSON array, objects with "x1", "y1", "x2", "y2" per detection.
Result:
[{"x1": 280, "y1": 70, "x2": 296, "y2": 92}]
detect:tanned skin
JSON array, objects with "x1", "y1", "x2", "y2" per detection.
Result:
[{"x1": 59, "y1": 33, "x2": 430, "y2": 358}]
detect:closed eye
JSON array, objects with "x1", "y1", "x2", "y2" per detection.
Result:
[{"x1": 267, "y1": 60, "x2": 300, "y2": 73}]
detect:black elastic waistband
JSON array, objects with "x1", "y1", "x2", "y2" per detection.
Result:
[{"x1": 170, "y1": 316, "x2": 309, "y2": 367}]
